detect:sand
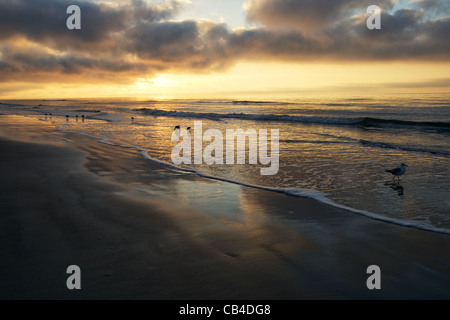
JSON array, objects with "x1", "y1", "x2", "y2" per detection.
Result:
[{"x1": 0, "y1": 114, "x2": 449, "y2": 300}]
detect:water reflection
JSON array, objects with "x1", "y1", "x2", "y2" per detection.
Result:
[{"x1": 385, "y1": 181, "x2": 404, "y2": 196}]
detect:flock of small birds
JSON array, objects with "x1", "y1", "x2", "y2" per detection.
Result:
[
  {"x1": 64, "y1": 114, "x2": 85, "y2": 118},
  {"x1": 43, "y1": 113, "x2": 86, "y2": 120},
  {"x1": 45, "y1": 114, "x2": 192, "y2": 132}
]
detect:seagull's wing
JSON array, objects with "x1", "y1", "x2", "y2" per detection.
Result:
[{"x1": 386, "y1": 167, "x2": 401, "y2": 175}]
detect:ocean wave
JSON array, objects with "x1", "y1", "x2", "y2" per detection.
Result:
[
  {"x1": 359, "y1": 139, "x2": 450, "y2": 156},
  {"x1": 358, "y1": 117, "x2": 450, "y2": 131},
  {"x1": 280, "y1": 139, "x2": 349, "y2": 144},
  {"x1": 55, "y1": 126, "x2": 450, "y2": 236},
  {"x1": 0, "y1": 102, "x2": 25, "y2": 107},
  {"x1": 73, "y1": 109, "x2": 102, "y2": 113},
  {"x1": 189, "y1": 100, "x2": 291, "y2": 105},
  {"x1": 231, "y1": 100, "x2": 291, "y2": 105},
  {"x1": 137, "y1": 108, "x2": 362, "y2": 125},
  {"x1": 136, "y1": 108, "x2": 450, "y2": 131}
]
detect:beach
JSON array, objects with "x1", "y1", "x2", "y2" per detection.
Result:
[{"x1": 0, "y1": 114, "x2": 449, "y2": 300}]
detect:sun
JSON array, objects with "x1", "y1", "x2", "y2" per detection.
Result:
[{"x1": 133, "y1": 75, "x2": 180, "y2": 99}]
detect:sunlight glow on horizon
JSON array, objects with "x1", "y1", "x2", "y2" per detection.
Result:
[{"x1": 2, "y1": 61, "x2": 449, "y2": 100}]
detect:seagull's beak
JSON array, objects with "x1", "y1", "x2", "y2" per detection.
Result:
[{"x1": 405, "y1": 164, "x2": 408, "y2": 167}]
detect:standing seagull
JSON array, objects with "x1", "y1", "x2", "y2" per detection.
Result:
[{"x1": 386, "y1": 163, "x2": 408, "y2": 183}]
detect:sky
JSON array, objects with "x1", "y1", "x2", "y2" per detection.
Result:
[{"x1": 0, "y1": 0, "x2": 449, "y2": 99}]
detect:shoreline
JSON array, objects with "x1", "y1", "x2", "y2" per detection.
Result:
[
  {"x1": 57, "y1": 123, "x2": 450, "y2": 236},
  {"x1": 1, "y1": 114, "x2": 449, "y2": 299}
]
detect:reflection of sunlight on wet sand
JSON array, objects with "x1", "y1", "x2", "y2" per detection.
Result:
[
  {"x1": 201, "y1": 187, "x2": 320, "y2": 262},
  {"x1": 0, "y1": 114, "x2": 65, "y2": 146},
  {"x1": 160, "y1": 176, "x2": 318, "y2": 263},
  {"x1": 172, "y1": 178, "x2": 242, "y2": 217}
]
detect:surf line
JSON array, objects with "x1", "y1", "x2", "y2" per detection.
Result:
[{"x1": 171, "y1": 121, "x2": 279, "y2": 176}]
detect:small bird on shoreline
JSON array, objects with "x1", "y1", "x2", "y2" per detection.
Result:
[
  {"x1": 174, "y1": 126, "x2": 192, "y2": 131},
  {"x1": 386, "y1": 163, "x2": 408, "y2": 183}
]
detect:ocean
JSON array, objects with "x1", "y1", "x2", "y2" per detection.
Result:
[{"x1": 1, "y1": 93, "x2": 449, "y2": 234}]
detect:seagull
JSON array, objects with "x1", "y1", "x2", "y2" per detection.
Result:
[{"x1": 386, "y1": 163, "x2": 408, "y2": 183}]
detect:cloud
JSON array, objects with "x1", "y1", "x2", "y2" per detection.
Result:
[
  {"x1": 0, "y1": 0, "x2": 184, "y2": 52},
  {"x1": 0, "y1": 0, "x2": 122, "y2": 47},
  {"x1": 0, "y1": 0, "x2": 448, "y2": 84},
  {"x1": 244, "y1": 0, "x2": 396, "y2": 32},
  {"x1": 0, "y1": 43, "x2": 149, "y2": 82},
  {"x1": 242, "y1": 0, "x2": 450, "y2": 60}
]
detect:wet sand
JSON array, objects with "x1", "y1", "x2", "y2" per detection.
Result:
[{"x1": 0, "y1": 115, "x2": 449, "y2": 299}]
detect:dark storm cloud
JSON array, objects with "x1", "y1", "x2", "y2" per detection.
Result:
[
  {"x1": 243, "y1": 0, "x2": 450, "y2": 60},
  {"x1": 0, "y1": 0, "x2": 179, "y2": 50},
  {"x1": 245, "y1": 0, "x2": 396, "y2": 31},
  {"x1": 226, "y1": 28, "x2": 323, "y2": 60},
  {"x1": 0, "y1": 0, "x2": 449, "y2": 83},
  {"x1": 125, "y1": 20, "x2": 236, "y2": 70},
  {"x1": 0, "y1": 0, "x2": 122, "y2": 44},
  {"x1": 323, "y1": 8, "x2": 450, "y2": 60},
  {"x1": 0, "y1": 45, "x2": 148, "y2": 81},
  {"x1": 127, "y1": 21, "x2": 201, "y2": 61},
  {"x1": 0, "y1": 0, "x2": 186, "y2": 81}
]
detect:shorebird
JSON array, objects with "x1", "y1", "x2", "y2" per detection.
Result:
[{"x1": 386, "y1": 163, "x2": 408, "y2": 183}]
